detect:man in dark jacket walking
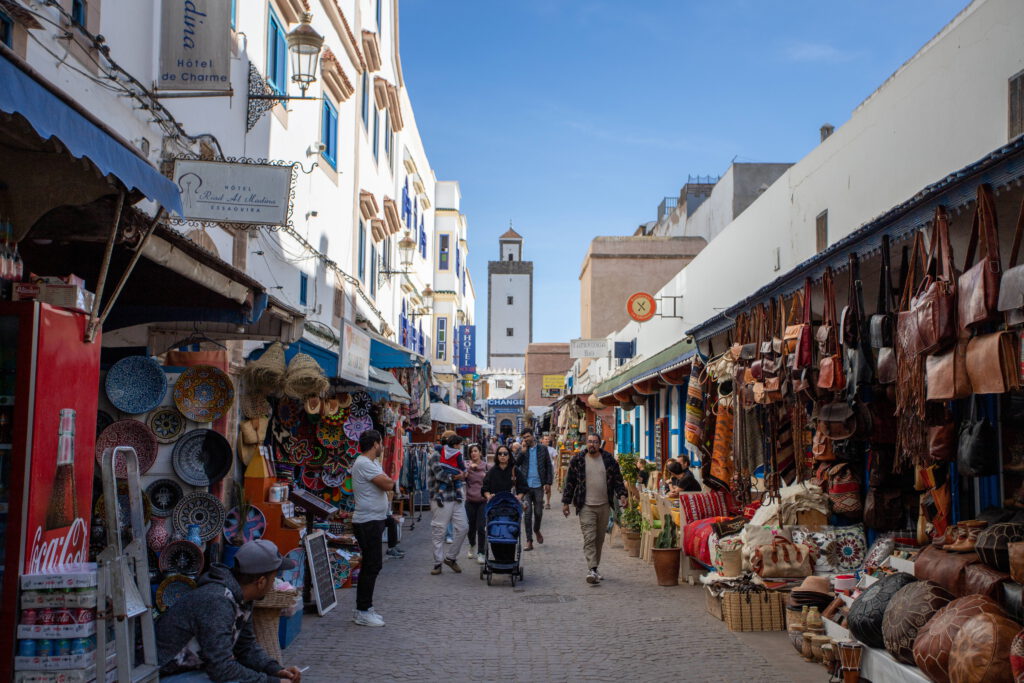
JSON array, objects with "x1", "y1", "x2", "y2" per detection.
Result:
[
  {"x1": 515, "y1": 429, "x2": 553, "y2": 551},
  {"x1": 561, "y1": 433, "x2": 628, "y2": 585},
  {"x1": 157, "y1": 539, "x2": 302, "y2": 682}
]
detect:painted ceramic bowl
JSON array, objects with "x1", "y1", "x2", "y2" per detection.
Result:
[
  {"x1": 173, "y1": 365, "x2": 235, "y2": 423},
  {"x1": 105, "y1": 356, "x2": 167, "y2": 414},
  {"x1": 172, "y1": 429, "x2": 232, "y2": 486},
  {"x1": 147, "y1": 407, "x2": 186, "y2": 444},
  {"x1": 172, "y1": 491, "x2": 225, "y2": 543},
  {"x1": 95, "y1": 419, "x2": 158, "y2": 477}
]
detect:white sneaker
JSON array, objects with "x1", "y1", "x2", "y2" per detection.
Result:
[
  {"x1": 594, "y1": 568, "x2": 604, "y2": 581},
  {"x1": 476, "y1": 553, "x2": 485, "y2": 565},
  {"x1": 353, "y1": 609, "x2": 385, "y2": 627},
  {"x1": 467, "y1": 547, "x2": 476, "y2": 559},
  {"x1": 586, "y1": 569, "x2": 599, "y2": 585}
]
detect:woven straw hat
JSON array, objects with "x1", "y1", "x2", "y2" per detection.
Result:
[
  {"x1": 241, "y1": 391, "x2": 271, "y2": 419},
  {"x1": 283, "y1": 353, "x2": 329, "y2": 399},
  {"x1": 242, "y1": 342, "x2": 286, "y2": 394}
]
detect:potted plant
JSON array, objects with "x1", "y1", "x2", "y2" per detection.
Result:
[
  {"x1": 619, "y1": 504, "x2": 642, "y2": 558},
  {"x1": 651, "y1": 515, "x2": 681, "y2": 586}
]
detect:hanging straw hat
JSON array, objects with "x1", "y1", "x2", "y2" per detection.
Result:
[
  {"x1": 242, "y1": 342, "x2": 286, "y2": 394},
  {"x1": 282, "y1": 353, "x2": 329, "y2": 399},
  {"x1": 241, "y1": 391, "x2": 271, "y2": 419}
]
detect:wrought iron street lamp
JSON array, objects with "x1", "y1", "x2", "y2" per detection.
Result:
[
  {"x1": 378, "y1": 232, "x2": 417, "y2": 287},
  {"x1": 247, "y1": 13, "x2": 325, "y2": 130},
  {"x1": 409, "y1": 285, "x2": 433, "y2": 319}
]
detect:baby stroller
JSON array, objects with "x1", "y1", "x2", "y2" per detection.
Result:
[{"x1": 480, "y1": 491, "x2": 524, "y2": 586}]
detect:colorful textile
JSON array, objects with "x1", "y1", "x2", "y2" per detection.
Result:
[
  {"x1": 709, "y1": 407, "x2": 734, "y2": 489},
  {"x1": 834, "y1": 524, "x2": 868, "y2": 571},
  {"x1": 678, "y1": 491, "x2": 729, "y2": 525},
  {"x1": 684, "y1": 373, "x2": 705, "y2": 447},
  {"x1": 683, "y1": 516, "x2": 729, "y2": 566}
]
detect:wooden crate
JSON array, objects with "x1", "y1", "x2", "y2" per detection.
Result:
[{"x1": 705, "y1": 585, "x2": 723, "y2": 620}]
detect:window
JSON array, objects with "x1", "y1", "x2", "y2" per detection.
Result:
[
  {"x1": 384, "y1": 111, "x2": 392, "y2": 162},
  {"x1": 375, "y1": 0, "x2": 382, "y2": 31},
  {"x1": 321, "y1": 99, "x2": 338, "y2": 169},
  {"x1": 507, "y1": 253, "x2": 513, "y2": 261},
  {"x1": 383, "y1": 237, "x2": 391, "y2": 274},
  {"x1": 361, "y1": 72, "x2": 369, "y2": 129},
  {"x1": 816, "y1": 210, "x2": 828, "y2": 253},
  {"x1": 436, "y1": 318, "x2": 447, "y2": 360},
  {"x1": 230, "y1": 0, "x2": 236, "y2": 29},
  {"x1": 370, "y1": 244, "x2": 378, "y2": 297},
  {"x1": 506, "y1": 295, "x2": 513, "y2": 305},
  {"x1": 266, "y1": 8, "x2": 287, "y2": 94},
  {"x1": 299, "y1": 273, "x2": 308, "y2": 307},
  {"x1": 357, "y1": 221, "x2": 366, "y2": 281},
  {"x1": 438, "y1": 234, "x2": 450, "y2": 270},
  {"x1": 372, "y1": 108, "x2": 380, "y2": 162},
  {"x1": 71, "y1": 0, "x2": 86, "y2": 26},
  {"x1": 1011, "y1": 70, "x2": 1024, "y2": 140},
  {"x1": 0, "y1": 10, "x2": 12, "y2": 48},
  {"x1": 506, "y1": 328, "x2": 514, "y2": 337}
]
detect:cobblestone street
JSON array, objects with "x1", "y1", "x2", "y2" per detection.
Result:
[{"x1": 286, "y1": 509, "x2": 826, "y2": 682}]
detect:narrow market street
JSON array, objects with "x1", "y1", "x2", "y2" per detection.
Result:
[{"x1": 287, "y1": 510, "x2": 824, "y2": 683}]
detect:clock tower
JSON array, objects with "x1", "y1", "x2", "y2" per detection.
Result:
[{"x1": 487, "y1": 224, "x2": 533, "y2": 371}]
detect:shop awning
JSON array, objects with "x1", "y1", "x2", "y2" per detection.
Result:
[
  {"x1": 430, "y1": 402, "x2": 490, "y2": 427},
  {"x1": 593, "y1": 338, "x2": 696, "y2": 400},
  {"x1": 284, "y1": 338, "x2": 339, "y2": 377},
  {"x1": 368, "y1": 329, "x2": 426, "y2": 368},
  {"x1": 0, "y1": 48, "x2": 182, "y2": 237},
  {"x1": 368, "y1": 366, "x2": 411, "y2": 404}
]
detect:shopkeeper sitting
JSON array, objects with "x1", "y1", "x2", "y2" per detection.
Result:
[
  {"x1": 666, "y1": 460, "x2": 701, "y2": 496},
  {"x1": 156, "y1": 539, "x2": 303, "y2": 682}
]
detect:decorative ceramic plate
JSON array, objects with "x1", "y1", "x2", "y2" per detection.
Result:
[
  {"x1": 147, "y1": 408, "x2": 186, "y2": 444},
  {"x1": 223, "y1": 506, "x2": 267, "y2": 544},
  {"x1": 279, "y1": 549, "x2": 306, "y2": 588},
  {"x1": 156, "y1": 574, "x2": 197, "y2": 612},
  {"x1": 95, "y1": 420, "x2": 158, "y2": 477},
  {"x1": 146, "y1": 478, "x2": 184, "y2": 518},
  {"x1": 316, "y1": 420, "x2": 345, "y2": 450},
  {"x1": 158, "y1": 540, "x2": 205, "y2": 575},
  {"x1": 173, "y1": 365, "x2": 235, "y2": 423},
  {"x1": 343, "y1": 414, "x2": 373, "y2": 441},
  {"x1": 349, "y1": 392, "x2": 371, "y2": 417},
  {"x1": 105, "y1": 356, "x2": 167, "y2": 414},
  {"x1": 172, "y1": 491, "x2": 225, "y2": 542},
  {"x1": 96, "y1": 410, "x2": 114, "y2": 438},
  {"x1": 172, "y1": 429, "x2": 232, "y2": 486}
]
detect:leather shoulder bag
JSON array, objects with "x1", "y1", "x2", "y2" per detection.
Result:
[
  {"x1": 913, "y1": 207, "x2": 958, "y2": 354},
  {"x1": 998, "y1": 193, "x2": 1024, "y2": 327},
  {"x1": 965, "y1": 330, "x2": 1021, "y2": 395},
  {"x1": 958, "y1": 396, "x2": 998, "y2": 477},
  {"x1": 871, "y1": 235, "x2": 896, "y2": 348},
  {"x1": 958, "y1": 184, "x2": 1002, "y2": 331},
  {"x1": 817, "y1": 268, "x2": 846, "y2": 392}
]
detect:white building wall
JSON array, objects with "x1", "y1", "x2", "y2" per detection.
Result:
[{"x1": 488, "y1": 273, "x2": 531, "y2": 364}]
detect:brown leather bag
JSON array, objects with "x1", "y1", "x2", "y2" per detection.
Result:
[
  {"x1": 1009, "y1": 541, "x2": 1024, "y2": 584},
  {"x1": 926, "y1": 337, "x2": 971, "y2": 401},
  {"x1": 958, "y1": 184, "x2": 1002, "y2": 331},
  {"x1": 876, "y1": 347, "x2": 897, "y2": 385},
  {"x1": 965, "y1": 331, "x2": 1020, "y2": 395},
  {"x1": 948, "y1": 612, "x2": 1019, "y2": 683},
  {"x1": 817, "y1": 268, "x2": 846, "y2": 392},
  {"x1": 782, "y1": 291, "x2": 802, "y2": 355},
  {"x1": 913, "y1": 207, "x2": 958, "y2": 354},
  {"x1": 997, "y1": 194, "x2": 1024, "y2": 327},
  {"x1": 751, "y1": 537, "x2": 815, "y2": 578},
  {"x1": 928, "y1": 420, "x2": 957, "y2": 462}
]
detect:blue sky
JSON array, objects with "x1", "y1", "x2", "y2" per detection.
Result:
[{"x1": 399, "y1": 0, "x2": 970, "y2": 367}]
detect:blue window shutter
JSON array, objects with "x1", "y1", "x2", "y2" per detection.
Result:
[
  {"x1": 0, "y1": 11, "x2": 12, "y2": 48},
  {"x1": 267, "y1": 10, "x2": 287, "y2": 94},
  {"x1": 361, "y1": 72, "x2": 369, "y2": 127},
  {"x1": 299, "y1": 273, "x2": 308, "y2": 307},
  {"x1": 372, "y1": 109, "x2": 380, "y2": 161},
  {"x1": 321, "y1": 100, "x2": 338, "y2": 169}
]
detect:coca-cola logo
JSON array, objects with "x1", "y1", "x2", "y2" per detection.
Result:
[{"x1": 27, "y1": 518, "x2": 87, "y2": 574}]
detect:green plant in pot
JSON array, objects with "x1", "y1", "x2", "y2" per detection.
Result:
[
  {"x1": 619, "y1": 452, "x2": 640, "y2": 484},
  {"x1": 654, "y1": 514, "x2": 678, "y2": 550},
  {"x1": 618, "y1": 504, "x2": 642, "y2": 532},
  {"x1": 651, "y1": 515, "x2": 681, "y2": 586}
]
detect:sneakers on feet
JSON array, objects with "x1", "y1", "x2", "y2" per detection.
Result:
[
  {"x1": 431, "y1": 564, "x2": 442, "y2": 575},
  {"x1": 467, "y1": 547, "x2": 476, "y2": 559},
  {"x1": 536, "y1": 531, "x2": 544, "y2": 544},
  {"x1": 594, "y1": 568, "x2": 603, "y2": 581},
  {"x1": 385, "y1": 547, "x2": 404, "y2": 559},
  {"x1": 353, "y1": 609, "x2": 385, "y2": 627},
  {"x1": 476, "y1": 553, "x2": 485, "y2": 565},
  {"x1": 586, "y1": 569, "x2": 600, "y2": 585},
  {"x1": 445, "y1": 536, "x2": 453, "y2": 544},
  {"x1": 444, "y1": 558, "x2": 462, "y2": 573}
]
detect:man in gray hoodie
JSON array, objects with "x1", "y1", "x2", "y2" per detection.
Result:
[{"x1": 156, "y1": 539, "x2": 303, "y2": 682}]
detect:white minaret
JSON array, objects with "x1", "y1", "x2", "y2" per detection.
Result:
[{"x1": 487, "y1": 223, "x2": 533, "y2": 371}]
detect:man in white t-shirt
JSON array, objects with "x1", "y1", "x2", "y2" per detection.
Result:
[{"x1": 350, "y1": 429, "x2": 394, "y2": 627}]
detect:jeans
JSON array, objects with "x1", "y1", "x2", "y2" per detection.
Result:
[
  {"x1": 352, "y1": 518, "x2": 386, "y2": 611},
  {"x1": 385, "y1": 515, "x2": 399, "y2": 548},
  {"x1": 430, "y1": 500, "x2": 468, "y2": 564},
  {"x1": 579, "y1": 503, "x2": 611, "y2": 569},
  {"x1": 465, "y1": 499, "x2": 486, "y2": 551},
  {"x1": 523, "y1": 487, "x2": 545, "y2": 542}
]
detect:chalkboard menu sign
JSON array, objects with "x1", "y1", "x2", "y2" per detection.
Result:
[{"x1": 304, "y1": 531, "x2": 337, "y2": 616}]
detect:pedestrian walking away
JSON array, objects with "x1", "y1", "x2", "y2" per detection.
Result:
[
  {"x1": 541, "y1": 434, "x2": 558, "y2": 509},
  {"x1": 463, "y1": 442, "x2": 490, "y2": 565},
  {"x1": 561, "y1": 433, "x2": 628, "y2": 585},
  {"x1": 515, "y1": 429, "x2": 553, "y2": 550},
  {"x1": 156, "y1": 539, "x2": 303, "y2": 682},
  {"x1": 349, "y1": 429, "x2": 394, "y2": 626},
  {"x1": 428, "y1": 430, "x2": 469, "y2": 575}
]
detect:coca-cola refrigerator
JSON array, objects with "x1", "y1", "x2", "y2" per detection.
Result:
[{"x1": 0, "y1": 301, "x2": 99, "y2": 677}]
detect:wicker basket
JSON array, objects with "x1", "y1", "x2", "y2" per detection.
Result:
[
  {"x1": 253, "y1": 589, "x2": 299, "y2": 662},
  {"x1": 722, "y1": 588, "x2": 786, "y2": 632}
]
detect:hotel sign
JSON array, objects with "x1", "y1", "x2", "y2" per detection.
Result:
[
  {"x1": 159, "y1": 0, "x2": 232, "y2": 91},
  {"x1": 172, "y1": 159, "x2": 292, "y2": 225}
]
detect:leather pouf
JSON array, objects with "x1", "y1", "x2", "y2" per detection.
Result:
[
  {"x1": 913, "y1": 595, "x2": 1006, "y2": 683},
  {"x1": 882, "y1": 580, "x2": 955, "y2": 665},
  {"x1": 976, "y1": 522, "x2": 1024, "y2": 572},
  {"x1": 915, "y1": 544, "x2": 982, "y2": 596},
  {"x1": 948, "y1": 613, "x2": 1019, "y2": 683},
  {"x1": 963, "y1": 563, "x2": 1011, "y2": 599},
  {"x1": 1011, "y1": 629, "x2": 1024, "y2": 683},
  {"x1": 848, "y1": 572, "x2": 916, "y2": 648}
]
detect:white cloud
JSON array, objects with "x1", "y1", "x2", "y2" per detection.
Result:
[{"x1": 784, "y1": 41, "x2": 859, "y2": 63}]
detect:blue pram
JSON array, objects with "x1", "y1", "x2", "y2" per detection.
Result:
[{"x1": 480, "y1": 491, "x2": 524, "y2": 586}]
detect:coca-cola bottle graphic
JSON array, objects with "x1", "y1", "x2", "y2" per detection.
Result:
[{"x1": 46, "y1": 409, "x2": 78, "y2": 530}]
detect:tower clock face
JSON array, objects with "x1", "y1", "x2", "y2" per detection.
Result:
[{"x1": 626, "y1": 292, "x2": 656, "y2": 322}]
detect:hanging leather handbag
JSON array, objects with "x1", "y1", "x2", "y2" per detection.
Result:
[
  {"x1": 997, "y1": 195, "x2": 1024, "y2": 327},
  {"x1": 794, "y1": 278, "x2": 814, "y2": 371},
  {"x1": 958, "y1": 184, "x2": 1002, "y2": 331},
  {"x1": 926, "y1": 336, "x2": 972, "y2": 401},
  {"x1": 958, "y1": 396, "x2": 998, "y2": 477},
  {"x1": 896, "y1": 235, "x2": 926, "y2": 357},
  {"x1": 870, "y1": 235, "x2": 896, "y2": 348},
  {"x1": 782, "y1": 290, "x2": 803, "y2": 354},
  {"x1": 814, "y1": 401, "x2": 857, "y2": 440},
  {"x1": 928, "y1": 419, "x2": 958, "y2": 462},
  {"x1": 965, "y1": 331, "x2": 1021, "y2": 395},
  {"x1": 912, "y1": 207, "x2": 958, "y2": 353},
  {"x1": 817, "y1": 269, "x2": 846, "y2": 392},
  {"x1": 844, "y1": 256, "x2": 875, "y2": 397},
  {"x1": 876, "y1": 347, "x2": 897, "y2": 385}
]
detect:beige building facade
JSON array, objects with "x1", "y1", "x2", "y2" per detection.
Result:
[{"x1": 524, "y1": 343, "x2": 573, "y2": 408}]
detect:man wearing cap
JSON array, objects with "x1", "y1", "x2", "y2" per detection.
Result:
[{"x1": 156, "y1": 539, "x2": 302, "y2": 682}]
